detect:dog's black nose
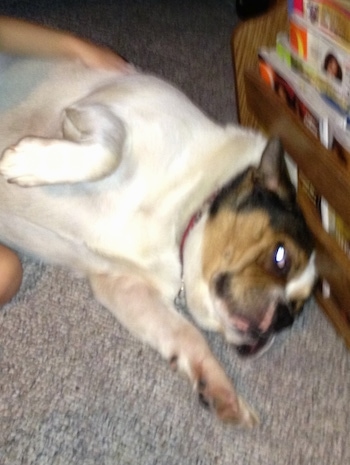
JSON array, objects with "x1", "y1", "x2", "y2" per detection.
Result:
[{"x1": 273, "y1": 303, "x2": 294, "y2": 332}]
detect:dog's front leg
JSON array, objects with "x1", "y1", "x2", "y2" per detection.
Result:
[
  {"x1": 90, "y1": 273, "x2": 259, "y2": 428},
  {"x1": 0, "y1": 104, "x2": 126, "y2": 186}
]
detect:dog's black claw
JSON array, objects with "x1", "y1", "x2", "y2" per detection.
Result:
[
  {"x1": 198, "y1": 377, "x2": 207, "y2": 390},
  {"x1": 198, "y1": 378, "x2": 211, "y2": 410},
  {"x1": 169, "y1": 355, "x2": 178, "y2": 371},
  {"x1": 198, "y1": 392, "x2": 211, "y2": 410}
]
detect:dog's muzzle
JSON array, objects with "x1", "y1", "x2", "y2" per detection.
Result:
[{"x1": 236, "y1": 303, "x2": 296, "y2": 357}]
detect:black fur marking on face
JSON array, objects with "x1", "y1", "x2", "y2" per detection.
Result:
[
  {"x1": 209, "y1": 168, "x2": 249, "y2": 218},
  {"x1": 237, "y1": 183, "x2": 314, "y2": 255},
  {"x1": 209, "y1": 168, "x2": 314, "y2": 256},
  {"x1": 209, "y1": 168, "x2": 314, "y2": 255},
  {"x1": 209, "y1": 139, "x2": 314, "y2": 255}
]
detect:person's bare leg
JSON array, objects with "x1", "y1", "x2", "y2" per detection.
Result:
[{"x1": 0, "y1": 244, "x2": 23, "y2": 306}]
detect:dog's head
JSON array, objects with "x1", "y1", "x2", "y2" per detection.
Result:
[{"x1": 184, "y1": 138, "x2": 316, "y2": 357}]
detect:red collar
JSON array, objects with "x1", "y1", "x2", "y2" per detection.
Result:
[
  {"x1": 179, "y1": 209, "x2": 204, "y2": 265},
  {"x1": 179, "y1": 191, "x2": 219, "y2": 265},
  {"x1": 175, "y1": 193, "x2": 217, "y2": 309}
]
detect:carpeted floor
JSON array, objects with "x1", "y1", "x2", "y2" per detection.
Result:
[{"x1": 0, "y1": 1, "x2": 349, "y2": 464}]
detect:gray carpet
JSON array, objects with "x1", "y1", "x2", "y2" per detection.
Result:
[{"x1": 0, "y1": 2, "x2": 349, "y2": 464}]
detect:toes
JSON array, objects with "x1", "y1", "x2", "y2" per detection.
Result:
[
  {"x1": 236, "y1": 396, "x2": 260, "y2": 429},
  {"x1": 198, "y1": 378, "x2": 211, "y2": 409},
  {"x1": 213, "y1": 392, "x2": 259, "y2": 428},
  {"x1": 195, "y1": 367, "x2": 259, "y2": 428},
  {"x1": 0, "y1": 138, "x2": 46, "y2": 186},
  {"x1": 197, "y1": 383, "x2": 259, "y2": 428},
  {"x1": 7, "y1": 176, "x2": 41, "y2": 187}
]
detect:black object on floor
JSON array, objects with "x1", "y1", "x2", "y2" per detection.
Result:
[{"x1": 236, "y1": 0, "x2": 270, "y2": 19}]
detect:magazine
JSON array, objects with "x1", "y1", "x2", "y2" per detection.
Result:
[
  {"x1": 277, "y1": 31, "x2": 350, "y2": 114},
  {"x1": 258, "y1": 47, "x2": 348, "y2": 143},
  {"x1": 289, "y1": 13, "x2": 350, "y2": 112},
  {"x1": 303, "y1": 0, "x2": 350, "y2": 43}
]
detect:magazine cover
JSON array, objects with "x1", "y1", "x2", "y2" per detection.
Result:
[
  {"x1": 258, "y1": 48, "x2": 347, "y2": 144},
  {"x1": 289, "y1": 13, "x2": 350, "y2": 110},
  {"x1": 277, "y1": 32, "x2": 350, "y2": 114},
  {"x1": 303, "y1": 0, "x2": 350, "y2": 43}
]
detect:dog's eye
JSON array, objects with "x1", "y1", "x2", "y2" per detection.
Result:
[{"x1": 273, "y1": 244, "x2": 290, "y2": 276}]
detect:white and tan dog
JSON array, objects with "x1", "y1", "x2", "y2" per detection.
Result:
[{"x1": 0, "y1": 57, "x2": 316, "y2": 427}]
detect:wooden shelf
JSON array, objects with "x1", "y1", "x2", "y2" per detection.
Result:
[
  {"x1": 231, "y1": 0, "x2": 288, "y2": 128},
  {"x1": 298, "y1": 191, "x2": 350, "y2": 280},
  {"x1": 315, "y1": 289, "x2": 350, "y2": 348}
]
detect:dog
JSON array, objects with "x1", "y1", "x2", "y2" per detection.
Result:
[{"x1": 0, "y1": 57, "x2": 316, "y2": 427}]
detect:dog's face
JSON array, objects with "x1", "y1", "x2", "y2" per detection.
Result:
[{"x1": 190, "y1": 139, "x2": 316, "y2": 356}]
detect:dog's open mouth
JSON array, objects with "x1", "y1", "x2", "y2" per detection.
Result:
[
  {"x1": 234, "y1": 302, "x2": 298, "y2": 357},
  {"x1": 236, "y1": 333, "x2": 275, "y2": 357}
]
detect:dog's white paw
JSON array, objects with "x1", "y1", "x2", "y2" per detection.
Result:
[
  {"x1": 235, "y1": 396, "x2": 260, "y2": 429},
  {"x1": 0, "y1": 137, "x2": 54, "y2": 186},
  {"x1": 1, "y1": 133, "x2": 121, "y2": 186},
  {"x1": 197, "y1": 375, "x2": 259, "y2": 428},
  {"x1": 190, "y1": 355, "x2": 259, "y2": 428}
]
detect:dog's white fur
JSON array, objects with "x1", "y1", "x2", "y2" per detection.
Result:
[{"x1": 0, "y1": 58, "x2": 314, "y2": 426}]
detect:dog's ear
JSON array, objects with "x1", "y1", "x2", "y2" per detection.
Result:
[{"x1": 257, "y1": 138, "x2": 296, "y2": 203}]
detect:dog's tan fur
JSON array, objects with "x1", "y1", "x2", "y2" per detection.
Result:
[
  {"x1": 202, "y1": 210, "x2": 310, "y2": 334},
  {"x1": 0, "y1": 58, "x2": 316, "y2": 427}
]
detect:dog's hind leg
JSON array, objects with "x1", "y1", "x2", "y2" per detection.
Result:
[
  {"x1": 0, "y1": 103, "x2": 126, "y2": 186},
  {"x1": 89, "y1": 272, "x2": 259, "y2": 428}
]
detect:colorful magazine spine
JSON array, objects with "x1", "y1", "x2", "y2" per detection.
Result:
[{"x1": 288, "y1": 0, "x2": 304, "y2": 15}]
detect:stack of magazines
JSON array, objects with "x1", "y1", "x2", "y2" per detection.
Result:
[{"x1": 258, "y1": 0, "x2": 350, "y2": 260}]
